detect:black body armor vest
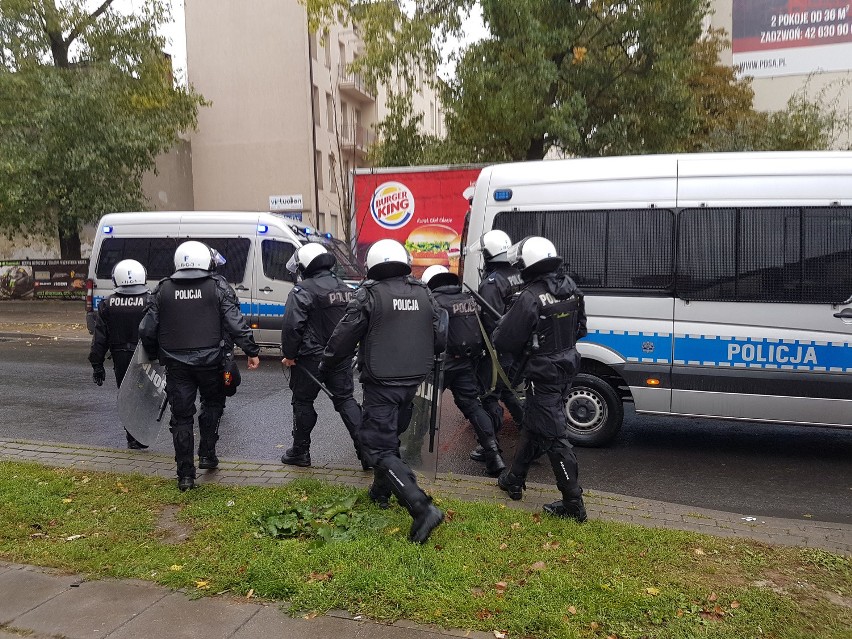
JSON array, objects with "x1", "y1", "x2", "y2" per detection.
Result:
[
  {"x1": 362, "y1": 279, "x2": 433, "y2": 382},
  {"x1": 302, "y1": 275, "x2": 354, "y2": 345},
  {"x1": 434, "y1": 287, "x2": 482, "y2": 357},
  {"x1": 106, "y1": 293, "x2": 148, "y2": 348},
  {"x1": 157, "y1": 277, "x2": 221, "y2": 351},
  {"x1": 533, "y1": 290, "x2": 581, "y2": 356}
]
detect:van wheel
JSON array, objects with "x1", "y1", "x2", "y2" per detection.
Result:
[{"x1": 564, "y1": 373, "x2": 624, "y2": 447}]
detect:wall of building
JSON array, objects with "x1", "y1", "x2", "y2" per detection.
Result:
[{"x1": 710, "y1": 0, "x2": 852, "y2": 149}]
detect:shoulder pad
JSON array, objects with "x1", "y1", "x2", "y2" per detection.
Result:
[
  {"x1": 360, "y1": 279, "x2": 377, "y2": 288},
  {"x1": 405, "y1": 274, "x2": 427, "y2": 287},
  {"x1": 293, "y1": 286, "x2": 302, "y2": 293}
]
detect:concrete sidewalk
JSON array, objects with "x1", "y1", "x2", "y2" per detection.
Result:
[{"x1": 0, "y1": 561, "x2": 490, "y2": 639}]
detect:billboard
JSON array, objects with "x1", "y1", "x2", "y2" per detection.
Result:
[
  {"x1": 732, "y1": 0, "x2": 852, "y2": 77},
  {"x1": 0, "y1": 259, "x2": 88, "y2": 300},
  {"x1": 353, "y1": 167, "x2": 481, "y2": 279}
]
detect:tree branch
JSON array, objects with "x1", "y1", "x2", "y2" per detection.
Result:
[{"x1": 66, "y1": 0, "x2": 116, "y2": 46}]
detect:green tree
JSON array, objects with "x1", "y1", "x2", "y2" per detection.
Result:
[{"x1": 0, "y1": 0, "x2": 206, "y2": 258}]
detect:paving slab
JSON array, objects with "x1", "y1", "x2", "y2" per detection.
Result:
[
  {"x1": 12, "y1": 579, "x2": 167, "y2": 639},
  {"x1": 107, "y1": 591, "x2": 262, "y2": 639},
  {"x1": 0, "y1": 566, "x2": 81, "y2": 625}
]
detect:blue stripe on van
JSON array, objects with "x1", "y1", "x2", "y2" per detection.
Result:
[
  {"x1": 583, "y1": 329, "x2": 672, "y2": 365},
  {"x1": 252, "y1": 302, "x2": 286, "y2": 317},
  {"x1": 583, "y1": 329, "x2": 852, "y2": 372}
]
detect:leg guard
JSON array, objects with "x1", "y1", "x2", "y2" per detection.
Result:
[{"x1": 482, "y1": 437, "x2": 506, "y2": 477}]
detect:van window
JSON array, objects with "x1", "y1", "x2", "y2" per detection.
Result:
[
  {"x1": 95, "y1": 237, "x2": 251, "y2": 284},
  {"x1": 193, "y1": 238, "x2": 251, "y2": 284},
  {"x1": 677, "y1": 206, "x2": 852, "y2": 304},
  {"x1": 493, "y1": 209, "x2": 674, "y2": 291},
  {"x1": 95, "y1": 237, "x2": 177, "y2": 280},
  {"x1": 261, "y1": 239, "x2": 297, "y2": 281}
]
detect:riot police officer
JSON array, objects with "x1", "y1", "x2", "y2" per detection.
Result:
[
  {"x1": 469, "y1": 229, "x2": 526, "y2": 461},
  {"x1": 494, "y1": 236, "x2": 588, "y2": 522},
  {"x1": 139, "y1": 241, "x2": 261, "y2": 491},
  {"x1": 89, "y1": 259, "x2": 150, "y2": 449},
  {"x1": 322, "y1": 239, "x2": 447, "y2": 544},
  {"x1": 280, "y1": 243, "x2": 365, "y2": 469},
  {"x1": 422, "y1": 265, "x2": 506, "y2": 477}
]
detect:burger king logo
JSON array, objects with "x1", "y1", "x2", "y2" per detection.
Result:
[{"x1": 370, "y1": 182, "x2": 415, "y2": 230}]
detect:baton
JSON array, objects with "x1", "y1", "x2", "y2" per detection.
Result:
[
  {"x1": 428, "y1": 355, "x2": 444, "y2": 453},
  {"x1": 463, "y1": 284, "x2": 503, "y2": 321},
  {"x1": 281, "y1": 361, "x2": 336, "y2": 400}
]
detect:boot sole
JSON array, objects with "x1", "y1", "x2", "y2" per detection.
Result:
[
  {"x1": 409, "y1": 509, "x2": 444, "y2": 544},
  {"x1": 281, "y1": 458, "x2": 311, "y2": 467}
]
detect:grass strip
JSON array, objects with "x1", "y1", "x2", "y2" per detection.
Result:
[{"x1": 1, "y1": 460, "x2": 849, "y2": 639}]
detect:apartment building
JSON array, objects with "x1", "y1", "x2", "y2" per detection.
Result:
[
  {"x1": 183, "y1": 0, "x2": 443, "y2": 235},
  {"x1": 709, "y1": 0, "x2": 851, "y2": 148}
]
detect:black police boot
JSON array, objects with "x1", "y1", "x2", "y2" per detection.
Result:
[
  {"x1": 198, "y1": 454, "x2": 219, "y2": 470},
  {"x1": 178, "y1": 476, "x2": 195, "y2": 492},
  {"x1": 280, "y1": 447, "x2": 311, "y2": 467},
  {"x1": 409, "y1": 501, "x2": 445, "y2": 544},
  {"x1": 543, "y1": 498, "x2": 588, "y2": 523},
  {"x1": 368, "y1": 487, "x2": 390, "y2": 509},
  {"x1": 482, "y1": 439, "x2": 506, "y2": 477},
  {"x1": 469, "y1": 445, "x2": 486, "y2": 462},
  {"x1": 127, "y1": 438, "x2": 148, "y2": 450},
  {"x1": 497, "y1": 470, "x2": 524, "y2": 500}
]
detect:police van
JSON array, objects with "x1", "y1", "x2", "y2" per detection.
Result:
[
  {"x1": 463, "y1": 151, "x2": 852, "y2": 446},
  {"x1": 86, "y1": 211, "x2": 363, "y2": 346}
]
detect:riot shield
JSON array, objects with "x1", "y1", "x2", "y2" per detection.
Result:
[
  {"x1": 117, "y1": 342, "x2": 170, "y2": 446},
  {"x1": 399, "y1": 358, "x2": 444, "y2": 477}
]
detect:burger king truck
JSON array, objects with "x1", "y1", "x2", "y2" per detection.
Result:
[{"x1": 352, "y1": 165, "x2": 484, "y2": 280}]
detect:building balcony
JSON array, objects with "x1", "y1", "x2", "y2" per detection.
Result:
[
  {"x1": 338, "y1": 72, "x2": 375, "y2": 103},
  {"x1": 340, "y1": 124, "x2": 374, "y2": 159}
]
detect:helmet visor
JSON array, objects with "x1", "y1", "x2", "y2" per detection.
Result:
[
  {"x1": 211, "y1": 249, "x2": 227, "y2": 268},
  {"x1": 286, "y1": 252, "x2": 299, "y2": 274}
]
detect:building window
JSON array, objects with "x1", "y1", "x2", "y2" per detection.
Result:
[
  {"x1": 312, "y1": 87, "x2": 319, "y2": 126},
  {"x1": 315, "y1": 150, "x2": 323, "y2": 190},
  {"x1": 330, "y1": 214, "x2": 339, "y2": 236},
  {"x1": 325, "y1": 35, "x2": 331, "y2": 68},
  {"x1": 430, "y1": 102, "x2": 435, "y2": 131},
  {"x1": 329, "y1": 154, "x2": 337, "y2": 193},
  {"x1": 310, "y1": 31, "x2": 317, "y2": 60},
  {"x1": 326, "y1": 92, "x2": 334, "y2": 132},
  {"x1": 338, "y1": 42, "x2": 346, "y2": 70}
]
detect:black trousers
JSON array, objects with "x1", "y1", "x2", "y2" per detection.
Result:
[
  {"x1": 444, "y1": 363, "x2": 497, "y2": 444},
  {"x1": 360, "y1": 383, "x2": 430, "y2": 516},
  {"x1": 478, "y1": 355, "x2": 525, "y2": 429},
  {"x1": 165, "y1": 362, "x2": 225, "y2": 479},
  {"x1": 288, "y1": 356, "x2": 362, "y2": 453},
  {"x1": 507, "y1": 380, "x2": 582, "y2": 501}
]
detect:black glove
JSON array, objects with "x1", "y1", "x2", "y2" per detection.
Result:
[{"x1": 92, "y1": 363, "x2": 106, "y2": 386}]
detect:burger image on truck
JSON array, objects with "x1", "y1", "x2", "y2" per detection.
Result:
[{"x1": 404, "y1": 224, "x2": 460, "y2": 268}]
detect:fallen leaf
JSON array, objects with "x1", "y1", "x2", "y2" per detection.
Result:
[
  {"x1": 476, "y1": 609, "x2": 493, "y2": 620},
  {"x1": 493, "y1": 631, "x2": 507, "y2": 639},
  {"x1": 693, "y1": 548, "x2": 705, "y2": 555},
  {"x1": 194, "y1": 580, "x2": 210, "y2": 589},
  {"x1": 64, "y1": 534, "x2": 84, "y2": 541},
  {"x1": 730, "y1": 601, "x2": 741, "y2": 609},
  {"x1": 470, "y1": 587, "x2": 485, "y2": 598},
  {"x1": 511, "y1": 522, "x2": 521, "y2": 530},
  {"x1": 499, "y1": 543, "x2": 508, "y2": 550},
  {"x1": 708, "y1": 592, "x2": 718, "y2": 602},
  {"x1": 567, "y1": 606, "x2": 577, "y2": 615},
  {"x1": 170, "y1": 565, "x2": 184, "y2": 571},
  {"x1": 645, "y1": 587, "x2": 660, "y2": 596},
  {"x1": 590, "y1": 622, "x2": 599, "y2": 630},
  {"x1": 308, "y1": 571, "x2": 332, "y2": 582},
  {"x1": 62, "y1": 498, "x2": 73, "y2": 503},
  {"x1": 246, "y1": 589, "x2": 254, "y2": 599},
  {"x1": 530, "y1": 561, "x2": 546, "y2": 571},
  {"x1": 803, "y1": 513, "x2": 813, "y2": 519},
  {"x1": 495, "y1": 581, "x2": 507, "y2": 593},
  {"x1": 445, "y1": 509, "x2": 455, "y2": 521},
  {"x1": 303, "y1": 612, "x2": 318, "y2": 620},
  {"x1": 531, "y1": 513, "x2": 541, "y2": 523},
  {"x1": 676, "y1": 609, "x2": 684, "y2": 618}
]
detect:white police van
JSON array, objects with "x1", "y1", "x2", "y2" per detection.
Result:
[
  {"x1": 86, "y1": 211, "x2": 363, "y2": 346},
  {"x1": 463, "y1": 151, "x2": 852, "y2": 446}
]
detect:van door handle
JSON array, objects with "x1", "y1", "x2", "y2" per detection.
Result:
[
  {"x1": 259, "y1": 287, "x2": 274, "y2": 293},
  {"x1": 235, "y1": 285, "x2": 249, "y2": 291},
  {"x1": 833, "y1": 308, "x2": 852, "y2": 319}
]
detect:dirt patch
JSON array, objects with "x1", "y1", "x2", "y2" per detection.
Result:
[{"x1": 154, "y1": 504, "x2": 192, "y2": 544}]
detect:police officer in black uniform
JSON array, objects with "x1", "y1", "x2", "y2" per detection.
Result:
[
  {"x1": 89, "y1": 259, "x2": 150, "y2": 449},
  {"x1": 322, "y1": 239, "x2": 447, "y2": 544},
  {"x1": 469, "y1": 229, "x2": 526, "y2": 462},
  {"x1": 494, "y1": 236, "x2": 588, "y2": 522},
  {"x1": 139, "y1": 240, "x2": 261, "y2": 491},
  {"x1": 280, "y1": 243, "x2": 365, "y2": 469},
  {"x1": 422, "y1": 264, "x2": 506, "y2": 477}
]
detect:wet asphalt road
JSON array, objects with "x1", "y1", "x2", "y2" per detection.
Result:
[{"x1": 1, "y1": 336, "x2": 850, "y2": 524}]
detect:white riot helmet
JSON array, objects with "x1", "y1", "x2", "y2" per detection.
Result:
[
  {"x1": 469, "y1": 229, "x2": 512, "y2": 262},
  {"x1": 286, "y1": 243, "x2": 336, "y2": 278},
  {"x1": 173, "y1": 241, "x2": 221, "y2": 279},
  {"x1": 507, "y1": 236, "x2": 563, "y2": 279},
  {"x1": 422, "y1": 264, "x2": 459, "y2": 290},
  {"x1": 365, "y1": 239, "x2": 411, "y2": 279},
  {"x1": 111, "y1": 259, "x2": 148, "y2": 294}
]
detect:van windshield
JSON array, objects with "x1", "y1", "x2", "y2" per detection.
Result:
[{"x1": 308, "y1": 237, "x2": 364, "y2": 282}]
